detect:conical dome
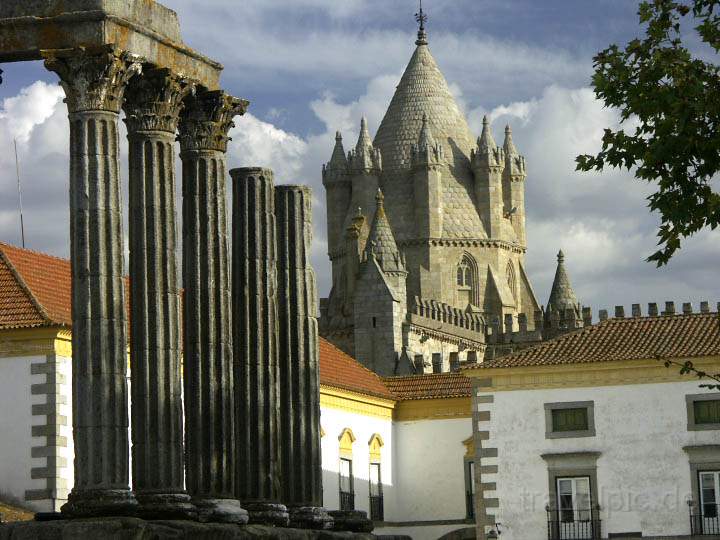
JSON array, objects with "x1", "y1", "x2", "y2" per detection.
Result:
[
  {"x1": 373, "y1": 43, "x2": 475, "y2": 173},
  {"x1": 547, "y1": 250, "x2": 579, "y2": 312}
]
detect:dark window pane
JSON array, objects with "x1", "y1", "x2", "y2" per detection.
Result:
[
  {"x1": 552, "y1": 407, "x2": 589, "y2": 432},
  {"x1": 695, "y1": 400, "x2": 720, "y2": 424}
]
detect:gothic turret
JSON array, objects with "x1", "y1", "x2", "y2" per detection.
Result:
[
  {"x1": 349, "y1": 117, "x2": 382, "y2": 174},
  {"x1": 471, "y1": 116, "x2": 505, "y2": 238},
  {"x1": 366, "y1": 189, "x2": 406, "y2": 274},
  {"x1": 547, "y1": 250, "x2": 580, "y2": 314},
  {"x1": 411, "y1": 114, "x2": 444, "y2": 238},
  {"x1": 323, "y1": 131, "x2": 351, "y2": 259},
  {"x1": 503, "y1": 125, "x2": 527, "y2": 246},
  {"x1": 346, "y1": 117, "x2": 381, "y2": 238}
]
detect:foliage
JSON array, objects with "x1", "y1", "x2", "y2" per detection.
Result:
[
  {"x1": 658, "y1": 355, "x2": 720, "y2": 389},
  {"x1": 577, "y1": 0, "x2": 720, "y2": 265}
]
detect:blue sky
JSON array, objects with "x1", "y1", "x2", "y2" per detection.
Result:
[{"x1": 0, "y1": 0, "x2": 718, "y2": 315}]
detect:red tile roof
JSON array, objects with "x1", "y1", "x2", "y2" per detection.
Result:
[
  {"x1": 0, "y1": 242, "x2": 71, "y2": 329},
  {"x1": 318, "y1": 338, "x2": 394, "y2": 400},
  {"x1": 383, "y1": 372, "x2": 472, "y2": 400},
  {"x1": 474, "y1": 312, "x2": 720, "y2": 369}
]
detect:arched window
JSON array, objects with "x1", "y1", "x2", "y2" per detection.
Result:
[
  {"x1": 506, "y1": 260, "x2": 517, "y2": 303},
  {"x1": 338, "y1": 428, "x2": 356, "y2": 510},
  {"x1": 456, "y1": 253, "x2": 478, "y2": 307},
  {"x1": 368, "y1": 434, "x2": 385, "y2": 520}
]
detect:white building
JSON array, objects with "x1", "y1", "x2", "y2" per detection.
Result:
[
  {"x1": 0, "y1": 242, "x2": 476, "y2": 540},
  {"x1": 465, "y1": 307, "x2": 720, "y2": 540}
]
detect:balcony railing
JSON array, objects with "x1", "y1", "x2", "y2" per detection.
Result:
[
  {"x1": 340, "y1": 490, "x2": 355, "y2": 511},
  {"x1": 691, "y1": 502, "x2": 720, "y2": 535},
  {"x1": 546, "y1": 506, "x2": 601, "y2": 540},
  {"x1": 370, "y1": 494, "x2": 384, "y2": 521}
]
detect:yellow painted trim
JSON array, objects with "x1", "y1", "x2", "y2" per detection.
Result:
[
  {"x1": 0, "y1": 327, "x2": 65, "y2": 357},
  {"x1": 368, "y1": 433, "x2": 384, "y2": 463},
  {"x1": 462, "y1": 435, "x2": 474, "y2": 457},
  {"x1": 320, "y1": 386, "x2": 395, "y2": 419},
  {"x1": 339, "y1": 427, "x2": 356, "y2": 458},
  {"x1": 394, "y1": 396, "x2": 472, "y2": 421},
  {"x1": 464, "y1": 356, "x2": 720, "y2": 391}
]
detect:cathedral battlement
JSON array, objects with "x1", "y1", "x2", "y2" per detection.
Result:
[{"x1": 598, "y1": 300, "x2": 717, "y2": 320}]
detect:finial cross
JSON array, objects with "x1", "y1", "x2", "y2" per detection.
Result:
[{"x1": 415, "y1": 0, "x2": 427, "y2": 31}]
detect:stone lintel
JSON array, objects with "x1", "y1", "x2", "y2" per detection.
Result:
[{"x1": 0, "y1": 1, "x2": 222, "y2": 89}]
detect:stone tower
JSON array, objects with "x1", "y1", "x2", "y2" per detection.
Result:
[{"x1": 320, "y1": 12, "x2": 541, "y2": 375}]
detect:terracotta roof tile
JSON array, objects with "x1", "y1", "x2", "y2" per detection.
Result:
[
  {"x1": 383, "y1": 372, "x2": 472, "y2": 400},
  {"x1": 473, "y1": 312, "x2": 720, "y2": 369},
  {"x1": 318, "y1": 338, "x2": 394, "y2": 400}
]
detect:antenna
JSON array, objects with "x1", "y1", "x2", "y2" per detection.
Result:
[{"x1": 14, "y1": 138, "x2": 26, "y2": 248}]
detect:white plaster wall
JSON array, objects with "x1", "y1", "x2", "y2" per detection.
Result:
[
  {"x1": 319, "y1": 404, "x2": 393, "y2": 515},
  {"x1": 486, "y1": 381, "x2": 720, "y2": 540},
  {"x1": 393, "y1": 417, "x2": 471, "y2": 520},
  {"x1": 0, "y1": 356, "x2": 44, "y2": 507}
]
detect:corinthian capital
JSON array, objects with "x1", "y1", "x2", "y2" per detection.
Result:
[
  {"x1": 178, "y1": 90, "x2": 249, "y2": 153},
  {"x1": 123, "y1": 68, "x2": 195, "y2": 134},
  {"x1": 43, "y1": 47, "x2": 142, "y2": 114}
]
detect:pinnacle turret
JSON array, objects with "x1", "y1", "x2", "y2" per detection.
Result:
[
  {"x1": 472, "y1": 115, "x2": 503, "y2": 169},
  {"x1": 547, "y1": 250, "x2": 580, "y2": 314},
  {"x1": 411, "y1": 113, "x2": 444, "y2": 166},
  {"x1": 366, "y1": 189, "x2": 405, "y2": 273},
  {"x1": 349, "y1": 117, "x2": 382, "y2": 173},
  {"x1": 323, "y1": 131, "x2": 348, "y2": 177},
  {"x1": 504, "y1": 124, "x2": 526, "y2": 176}
]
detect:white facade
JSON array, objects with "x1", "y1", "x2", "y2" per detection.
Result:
[{"x1": 476, "y1": 379, "x2": 720, "y2": 540}]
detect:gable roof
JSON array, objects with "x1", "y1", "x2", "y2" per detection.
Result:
[
  {"x1": 318, "y1": 337, "x2": 395, "y2": 400},
  {"x1": 475, "y1": 312, "x2": 720, "y2": 369},
  {"x1": 383, "y1": 372, "x2": 472, "y2": 400},
  {"x1": 0, "y1": 242, "x2": 71, "y2": 329}
]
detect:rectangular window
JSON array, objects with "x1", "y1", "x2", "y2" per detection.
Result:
[
  {"x1": 545, "y1": 401, "x2": 595, "y2": 439},
  {"x1": 557, "y1": 477, "x2": 592, "y2": 523},
  {"x1": 369, "y1": 463, "x2": 383, "y2": 521},
  {"x1": 339, "y1": 458, "x2": 354, "y2": 511},
  {"x1": 552, "y1": 408, "x2": 589, "y2": 432},
  {"x1": 465, "y1": 460, "x2": 475, "y2": 519},
  {"x1": 432, "y1": 353, "x2": 442, "y2": 374},
  {"x1": 686, "y1": 394, "x2": 720, "y2": 430},
  {"x1": 695, "y1": 400, "x2": 720, "y2": 425}
]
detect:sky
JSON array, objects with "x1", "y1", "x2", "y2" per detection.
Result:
[{"x1": 0, "y1": 0, "x2": 719, "y2": 316}]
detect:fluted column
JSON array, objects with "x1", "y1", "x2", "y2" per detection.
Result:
[
  {"x1": 231, "y1": 167, "x2": 289, "y2": 527},
  {"x1": 122, "y1": 68, "x2": 194, "y2": 519},
  {"x1": 43, "y1": 47, "x2": 140, "y2": 518},
  {"x1": 178, "y1": 90, "x2": 249, "y2": 523},
  {"x1": 275, "y1": 185, "x2": 332, "y2": 530}
]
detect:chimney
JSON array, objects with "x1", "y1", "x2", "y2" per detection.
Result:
[
  {"x1": 700, "y1": 301, "x2": 710, "y2": 313},
  {"x1": 663, "y1": 301, "x2": 675, "y2": 315},
  {"x1": 682, "y1": 302, "x2": 693, "y2": 315},
  {"x1": 648, "y1": 303, "x2": 659, "y2": 316},
  {"x1": 582, "y1": 307, "x2": 592, "y2": 327},
  {"x1": 615, "y1": 306, "x2": 625, "y2": 318},
  {"x1": 599, "y1": 309, "x2": 608, "y2": 322},
  {"x1": 631, "y1": 304, "x2": 641, "y2": 317}
]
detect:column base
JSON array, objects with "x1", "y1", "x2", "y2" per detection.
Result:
[
  {"x1": 287, "y1": 505, "x2": 333, "y2": 530},
  {"x1": 61, "y1": 488, "x2": 138, "y2": 518},
  {"x1": 193, "y1": 498, "x2": 248, "y2": 524},
  {"x1": 328, "y1": 510, "x2": 374, "y2": 533},
  {"x1": 136, "y1": 492, "x2": 196, "y2": 520},
  {"x1": 244, "y1": 501, "x2": 290, "y2": 527}
]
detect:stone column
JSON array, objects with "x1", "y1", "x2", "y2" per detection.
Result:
[
  {"x1": 43, "y1": 47, "x2": 141, "y2": 518},
  {"x1": 178, "y1": 90, "x2": 249, "y2": 523},
  {"x1": 275, "y1": 185, "x2": 332, "y2": 530},
  {"x1": 122, "y1": 68, "x2": 195, "y2": 519},
  {"x1": 230, "y1": 168, "x2": 289, "y2": 527}
]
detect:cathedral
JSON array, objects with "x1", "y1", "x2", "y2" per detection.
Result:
[{"x1": 319, "y1": 14, "x2": 585, "y2": 376}]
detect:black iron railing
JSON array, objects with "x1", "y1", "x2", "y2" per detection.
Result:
[
  {"x1": 691, "y1": 502, "x2": 720, "y2": 535},
  {"x1": 370, "y1": 494, "x2": 384, "y2": 521},
  {"x1": 466, "y1": 491, "x2": 475, "y2": 519},
  {"x1": 546, "y1": 506, "x2": 601, "y2": 540},
  {"x1": 340, "y1": 490, "x2": 354, "y2": 511}
]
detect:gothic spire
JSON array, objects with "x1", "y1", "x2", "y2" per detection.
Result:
[
  {"x1": 350, "y1": 117, "x2": 382, "y2": 173},
  {"x1": 366, "y1": 189, "x2": 404, "y2": 272},
  {"x1": 478, "y1": 115, "x2": 497, "y2": 153},
  {"x1": 415, "y1": 0, "x2": 428, "y2": 45},
  {"x1": 418, "y1": 113, "x2": 435, "y2": 148},
  {"x1": 504, "y1": 124, "x2": 518, "y2": 156},
  {"x1": 547, "y1": 250, "x2": 579, "y2": 313},
  {"x1": 327, "y1": 131, "x2": 347, "y2": 171},
  {"x1": 356, "y1": 117, "x2": 372, "y2": 154}
]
